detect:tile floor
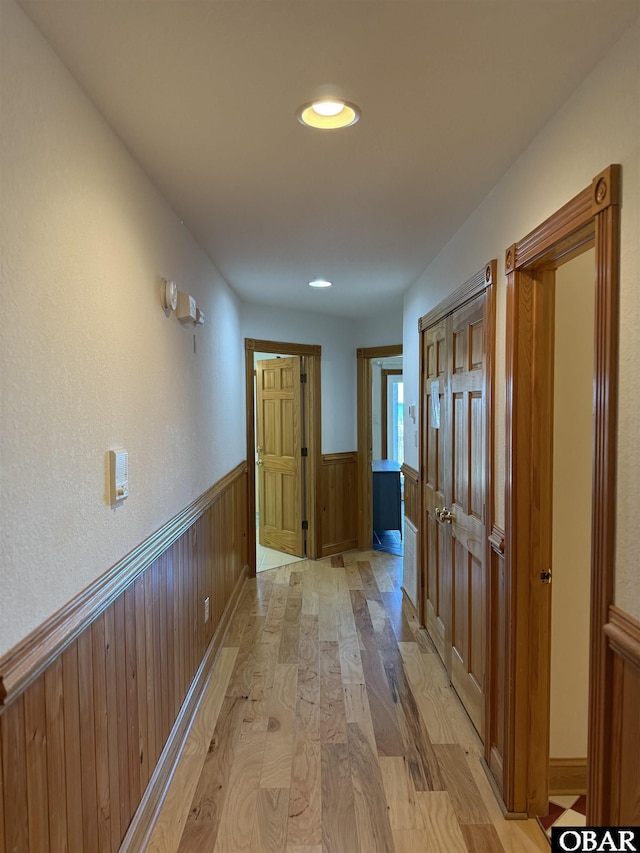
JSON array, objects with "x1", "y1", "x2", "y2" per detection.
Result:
[
  {"x1": 256, "y1": 521, "x2": 306, "y2": 573},
  {"x1": 538, "y1": 794, "x2": 587, "y2": 842}
]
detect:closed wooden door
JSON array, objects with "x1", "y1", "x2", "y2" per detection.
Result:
[
  {"x1": 422, "y1": 294, "x2": 487, "y2": 736},
  {"x1": 256, "y1": 356, "x2": 305, "y2": 557},
  {"x1": 422, "y1": 319, "x2": 448, "y2": 662}
]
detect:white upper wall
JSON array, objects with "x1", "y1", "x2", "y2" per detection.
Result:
[
  {"x1": 0, "y1": 0, "x2": 246, "y2": 656},
  {"x1": 242, "y1": 302, "x2": 402, "y2": 453},
  {"x1": 403, "y1": 21, "x2": 640, "y2": 619},
  {"x1": 242, "y1": 302, "x2": 357, "y2": 452}
]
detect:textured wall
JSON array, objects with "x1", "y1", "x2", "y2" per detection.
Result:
[
  {"x1": 0, "y1": 1, "x2": 246, "y2": 656},
  {"x1": 402, "y1": 21, "x2": 639, "y2": 619},
  {"x1": 242, "y1": 302, "x2": 358, "y2": 453}
]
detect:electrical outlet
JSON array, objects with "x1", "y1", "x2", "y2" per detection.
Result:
[{"x1": 204, "y1": 596, "x2": 210, "y2": 623}]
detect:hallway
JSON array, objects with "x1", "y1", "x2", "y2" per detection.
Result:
[{"x1": 147, "y1": 552, "x2": 548, "y2": 853}]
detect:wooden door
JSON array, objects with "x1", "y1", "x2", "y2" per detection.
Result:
[
  {"x1": 422, "y1": 320, "x2": 448, "y2": 662},
  {"x1": 421, "y1": 294, "x2": 487, "y2": 736},
  {"x1": 448, "y1": 295, "x2": 486, "y2": 735},
  {"x1": 256, "y1": 356, "x2": 305, "y2": 557}
]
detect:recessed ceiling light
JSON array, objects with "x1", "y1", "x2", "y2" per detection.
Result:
[
  {"x1": 308, "y1": 279, "x2": 333, "y2": 288},
  {"x1": 297, "y1": 99, "x2": 360, "y2": 130}
]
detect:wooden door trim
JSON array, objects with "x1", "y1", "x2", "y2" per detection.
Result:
[
  {"x1": 418, "y1": 263, "x2": 495, "y2": 331},
  {"x1": 381, "y1": 368, "x2": 403, "y2": 460},
  {"x1": 245, "y1": 339, "x2": 322, "y2": 569},
  {"x1": 356, "y1": 345, "x2": 402, "y2": 551},
  {"x1": 501, "y1": 165, "x2": 620, "y2": 820}
]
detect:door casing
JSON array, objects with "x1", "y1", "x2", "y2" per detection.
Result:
[
  {"x1": 497, "y1": 165, "x2": 620, "y2": 821},
  {"x1": 245, "y1": 338, "x2": 321, "y2": 572}
]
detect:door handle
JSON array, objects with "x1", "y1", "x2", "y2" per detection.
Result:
[
  {"x1": 256, "y1": 445, "x2": 263, "y2": 453},
  {"x1": 436, "y1": 506, "x2": 454, "y2": 523},
  {"x1": 257, "y1": 459, "x2": 263, "y2": 466}
]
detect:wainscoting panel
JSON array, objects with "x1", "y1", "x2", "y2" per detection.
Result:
[
  {"x1": 602, "y1": 605, "x2": 640, "y2": 824},
  {"x1": 320, "y1": 452, "x2": 358, "y2": 557},
  {"x1": 401, "y1": 464, "x2": 419, "y2": 529},
  {"x1": 0, "y1": 463, "x2": 249, "y2": 853}
]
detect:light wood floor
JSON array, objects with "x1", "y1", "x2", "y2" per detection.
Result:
[{"x1": 147, "y1": 551, "x2": 549, "y2": 853}]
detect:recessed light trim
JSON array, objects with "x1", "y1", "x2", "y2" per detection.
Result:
[
  {"x1": 297, "y1": 100, "x2": 360, "y2": 130},
  {"x1": 308, "y1": 279, "x2": 333, "y2": 288}
]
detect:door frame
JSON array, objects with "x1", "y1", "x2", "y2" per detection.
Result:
[
  {"x1": 245, "y1": 338, "x2": 322, "y2": 573},
  {"x1": 499, "y1": 165, "x2": 620, "y2": 820},
  {"x1": 356, "y1": 345, "x2": 402, "y2": 551},
  {"x1": 418, "y1": 261, "x2": 497, "y2": 734}
]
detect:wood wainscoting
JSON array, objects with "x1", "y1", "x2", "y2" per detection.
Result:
[
  {"x1": 320, "y1": 452, "x2": 358, "y2": 557},
  {"x1": 0, "y1": 463, "x2": 249, "y2": 853},
  {"x1": 401, "y1": 463, "x2": 420, "y2": 529},
  {"x1": 601, "y1": 605, "x2": 640, "y2": 824}
]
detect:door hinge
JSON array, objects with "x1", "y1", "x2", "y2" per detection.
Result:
[
  {"x1": 301, "y1": 447, "x2": 308, "y2": 457},
  {"x1": 302, "y1": 520, "x2": 309, "y2": 530},
  {"x1": 300, "y1": 373, "x2": 307, "y2": 383}
]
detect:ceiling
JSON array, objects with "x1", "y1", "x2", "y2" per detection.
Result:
[{"x1": 18, "y1": 1, "x2": 639, "y2": 319}]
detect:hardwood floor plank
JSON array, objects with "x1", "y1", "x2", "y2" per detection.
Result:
[
  {"x1": 287, "y1": 740, "x2": 321, "y2": 846},
  {"x1": 184, "y1": 647, "x2": 238, "y2": 755},
  {"x1": 367, "y1": 597, "x2": 389, "y2": 633},
  {"x1": 147, "y1": 755, "x2": 204, "y2": 853},
  {"x1": 260, "y1": 663, "x2": 297, "y2": 788},
  {"x1": 416, "y1": 791, "x2": 467, "y2": 853},
  {"x1": 433, "y1": 744, "x2": 490, "y2": 825},
  {"x1": 397, "y1": 643, "x2": 475, "y2": 749},
  {"x1": 336, "y1": 584, "x2": 365, "y2": 684},
  {"x1": 379, "y1": 756, "x2": 424, "y2": 830},
  {"x1": 392, "y1": 828, "x2": 432, "y2": 853},
  {"x1": 321, "y1": 742, "x2": 359, "y2": 853},
  {"x1": 382, "y1": 589, "x2": 415, "y2": 641},
  {"x1": 243, "y1": 637, "x2": 279, "y2": 733},
  {"x1": 330, "y1": 555, "x2": 345, "y2": 567},
  {"x1": 461, "y1": 823, "x2": 507, "y2": 852},
  {"x1": 278, "y1": 588, "x2": 302, "y2": 664},
  {"x1": 252, "y1": 788, "x2": 289, "y2": 853},
  {"x1": 345, "y1": 562, "x2": 364, "y2": 590},
  {"x1": 464, "y1": 754, "x2": 549, "y2": 853},
  {"x1": 320, "y1": 641, "x2": 347, "y2": 743},
  {"x1": 214, "y1": 732, "x2": 266, "y2": 852},
  {"x1": 179, "y1": 694, "x2": 247, "y2": 851},
  {"x1": 348, "y1": 722, "x2": 395, "y2": 853},
  {"x1": 360, "y1": 648, "x2": 405, "y2": 757},
  {"x1": 295, "y1": 615, "x2": 320, "y2": 741},
  {"x1": 382, "y1": 650, "x2": 444, "y2": 792}
]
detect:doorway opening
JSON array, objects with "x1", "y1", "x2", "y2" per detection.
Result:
[
  {"x1": 373, "y1": 356, "x2": 404, "y2": 556},
  {"x1": 539, "y1": 248, "x2": 595, "y2": 839},
  {"x1": 356, "y1": 345, "x2": 403, "y2": 554},
  {"x1": 244, "y1": 339, "x2": 321, "y2": 576}
]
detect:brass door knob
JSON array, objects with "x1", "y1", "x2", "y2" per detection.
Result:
[{"x1": 439, "y1": 507, "x2": 454, "y2": 523}]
